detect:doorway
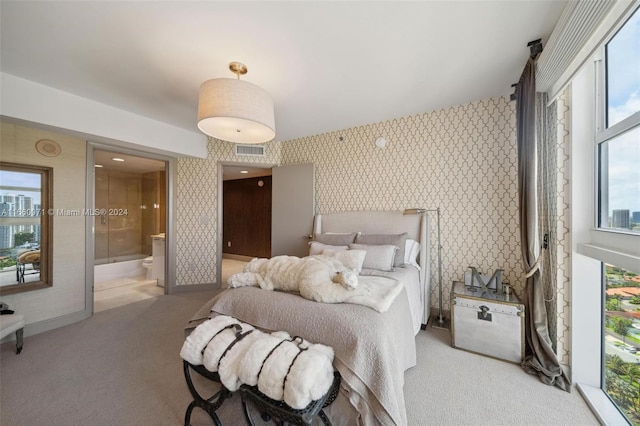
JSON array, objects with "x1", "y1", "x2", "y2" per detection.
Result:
[
  {"x1": 218, "y1": 162, "x2": 315, "y2": 287},
  {"x1": 220, "y1": 164, "x2": 272, "y2": 284},
  {"x1": 92, "y1": 149, "x2": 168, "y2": 312}
]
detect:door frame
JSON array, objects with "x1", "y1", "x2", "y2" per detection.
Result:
[
  {"x1": 217, "y1": 161, "x2": 275, "y2": 288},
  {"x1": 85, "y1": 142, "x2": 175, "y2": 315}
]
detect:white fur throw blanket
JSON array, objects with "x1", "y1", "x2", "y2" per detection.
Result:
[
  {"x1": 180, "y1": 315, "x2": 335, "y2": 410},
  {"x1": 228, "y1": 255, "x2": 403, "y2": 312}
]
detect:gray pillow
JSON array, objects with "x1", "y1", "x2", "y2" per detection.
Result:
[
  {"x1": 308, "y1": 241, "x2": 349, "y2": 256},
  {"x1": 349, "y1": 243, "x2": 397, "y2": 272},
  {"x1": 314, "y1": 232, "x2": 358, "y2": 245},
  {"x1": 355, "y1": 233, "x2": 408, "y2": 267}
]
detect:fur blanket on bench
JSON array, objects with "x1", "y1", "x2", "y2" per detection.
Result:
[{"x1": 180, "y1": 315, "x2": 335, "y2": 409}]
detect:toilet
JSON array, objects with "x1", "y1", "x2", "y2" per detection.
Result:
[{"x1": 142, "y1": 256, "x2": 154, "y2": 280}]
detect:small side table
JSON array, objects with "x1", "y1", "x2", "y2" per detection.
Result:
[
  {"x1": 451, "y1": 281, "x2": 524, "y2": 363},
  {"x1": 0, "y1": 314, "x2": 25, "y2": 354}
]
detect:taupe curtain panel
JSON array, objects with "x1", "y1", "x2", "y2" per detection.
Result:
[
  {"x1": 537, "y1": 91, "x2": 560, "y2": 353},
  {"x1": 515, "y1": 57, "x2": 570, "y2": 392}
]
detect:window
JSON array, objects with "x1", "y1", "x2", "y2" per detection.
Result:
[
  {"x1": 603, "y1": 264, "x2": 640, "y2": 425},
  {"x1": 598, "y1": 8, "x2": 640, "y2": 234},
  {"x1": 606, "y1": 9, "x2": 640, "y2": 129},
  {"x1": 0, "y1": 162, "x2": 53, "y2": 294},
  {"x1": 597, "y1": 7, "x2": 640, "y2": 423}
]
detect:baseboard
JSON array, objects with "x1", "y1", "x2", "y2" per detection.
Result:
[
  {"x1": 222, "y1": 254, "x2": 253, "y2": 262},
  {"x1": 0, "y1": 309, "x2": 90, "y2": 343},
  {"x1": 171, "y1": 283, "x2": 221, "y2": 293}
]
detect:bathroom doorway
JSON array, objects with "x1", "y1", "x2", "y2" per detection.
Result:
[{"x1": 92, "y1": 149, "x2": 167, "y2": 312}]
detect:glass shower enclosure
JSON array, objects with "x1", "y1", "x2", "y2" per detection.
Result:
[{"x1": 94, "y1": 151, "x2": 165, "y2": 265}]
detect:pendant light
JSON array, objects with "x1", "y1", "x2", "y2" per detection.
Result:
[{"x1": 197, "y1": 62, "x2": 276, "y2": 144}]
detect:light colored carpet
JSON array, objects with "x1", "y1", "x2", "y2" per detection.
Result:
[{"x1": 0, "y1": 290, "x2": 598, "y2": 426}]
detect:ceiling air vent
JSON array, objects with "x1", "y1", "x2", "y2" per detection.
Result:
[{"x1": 235, "y1": 144, "x2": 266, "y2": 157}]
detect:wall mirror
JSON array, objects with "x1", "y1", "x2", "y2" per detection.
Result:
[{"x1": 0, "y1": 162, "x2": 53, "y2": 295}]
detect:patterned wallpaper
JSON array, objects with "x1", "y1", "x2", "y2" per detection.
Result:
[
  {"x1": 280, "y1": 96, "x2": 524, "y2": 311},
  {"x1": 176, "y1": 140, "x2": 280, "y2": 285}
]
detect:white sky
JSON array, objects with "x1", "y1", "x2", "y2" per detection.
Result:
[{"x1": 605, "y1": 9, "x2": 640, "y2": 217}]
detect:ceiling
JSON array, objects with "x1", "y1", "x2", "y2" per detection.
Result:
[
  {"x1": 223, "y1": 166, "x2": 271, "y2": 181},
  {"x1": 0, "y1": 1, "x2": 566, "y2": 143},
  {"x1": 94, "y1": 150, "x2": 165, "y2": 173},
  {"x1": 94, "y1": 149, "x2": 268, "y2": 178}
]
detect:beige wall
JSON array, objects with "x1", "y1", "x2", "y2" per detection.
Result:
[{"x1": 0, "y1": 121, "x2": 87, "y2": 325}]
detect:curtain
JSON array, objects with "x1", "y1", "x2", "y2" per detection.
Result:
[
  {"x1": 536, "y1": 93, "x2": 564, "y2": 352},
  {"x1": 537, "y1": 92, "x2": 558, "y2": 350},
  {"x1": 516, "y1": 57, "x2": 570, "y2": 392}
]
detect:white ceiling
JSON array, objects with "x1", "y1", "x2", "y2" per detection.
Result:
[
  {"x1": 95, "y1": 149, "x2": 266, "y2": 179},
  {"x1": 94, "y1": 150, "x2": 166, "y2": 173},
  {"x1": 0, "y1": 1, "x2": 566, "y2": 143},
  {"x1": 223, "y1": 166, "x2": 272, "y2": 181}
]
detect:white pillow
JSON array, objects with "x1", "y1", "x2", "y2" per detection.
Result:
[
  {"x1": 309, "y1": 241, "x2": 349, "y2": 256},
  {"x1": 405, "y1": 239, "x2": 421, "y2": 268},
  {"x1": 322, "y1": 249, "x2": 366, "y2": 273},
  {"x1": 349, "y1": 243, "x2": 397, "y2": 272}
]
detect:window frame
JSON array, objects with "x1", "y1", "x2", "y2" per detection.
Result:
[
  {"x1": 590, "y1": 6, "x2": 640, "y2": 423},
  {"x1": 595, "y1": 5, "x2": 640, "y2": 237},
  {"x1": 0, "y1": 161, "x2": 53, "y2": 295},
  {"x1": 596, "y1": 113, "x2": 640, "y2": 236},
  {"x1": 583, "y1": 5, "x2": 640, "y2": 276}
]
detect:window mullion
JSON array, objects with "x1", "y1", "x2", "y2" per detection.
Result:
[{"x1": 596, "y1": 111, "x2": 640, "y2": 144}]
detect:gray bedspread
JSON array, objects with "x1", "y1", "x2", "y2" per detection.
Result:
[{"x1": 186, "y1": 285, "x2": 417, "y2": 425}]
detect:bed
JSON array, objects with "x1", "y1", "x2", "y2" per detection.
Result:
[{"x1": 186, "y1": 210, "x2": 431, "y2": 425}]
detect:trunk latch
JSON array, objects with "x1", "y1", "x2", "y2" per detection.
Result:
[{"x1": 477, "y1": 305, "x2": 492, "y2": 322}]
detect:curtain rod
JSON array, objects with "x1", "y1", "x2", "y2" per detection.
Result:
[{"x1": 510, "y1": 39, "x2": 544, "y2": 101}]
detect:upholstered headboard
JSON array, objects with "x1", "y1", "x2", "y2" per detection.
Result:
[{"x1": 313, "y1": 210, "x2": 431, "y2": 325}]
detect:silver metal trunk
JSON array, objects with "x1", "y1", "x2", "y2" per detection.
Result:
[{"x1": 451, "y1": 281, "x2": 525, "y2": 364}]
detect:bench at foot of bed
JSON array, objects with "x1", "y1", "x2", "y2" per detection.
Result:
[
  {"x1": 183, "y1": 360, "x2": 341, "y2": 426},
  {"x1": 183, "y1": 361, "x2": 233, "y2": 426},
  {"x1": 240, "y1": 370, "x2": 341, "y2": 426}
]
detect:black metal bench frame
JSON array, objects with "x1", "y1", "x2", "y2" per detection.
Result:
[
  {"x1": 183, "y1": 360, "x2": 233, "y2": 426},
  {"x1": 240, "y1": 370, "x2": 341, "y2": 426},
  {"x1": 183, "y1": 360, "x2": 341, "y2": 426}
]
